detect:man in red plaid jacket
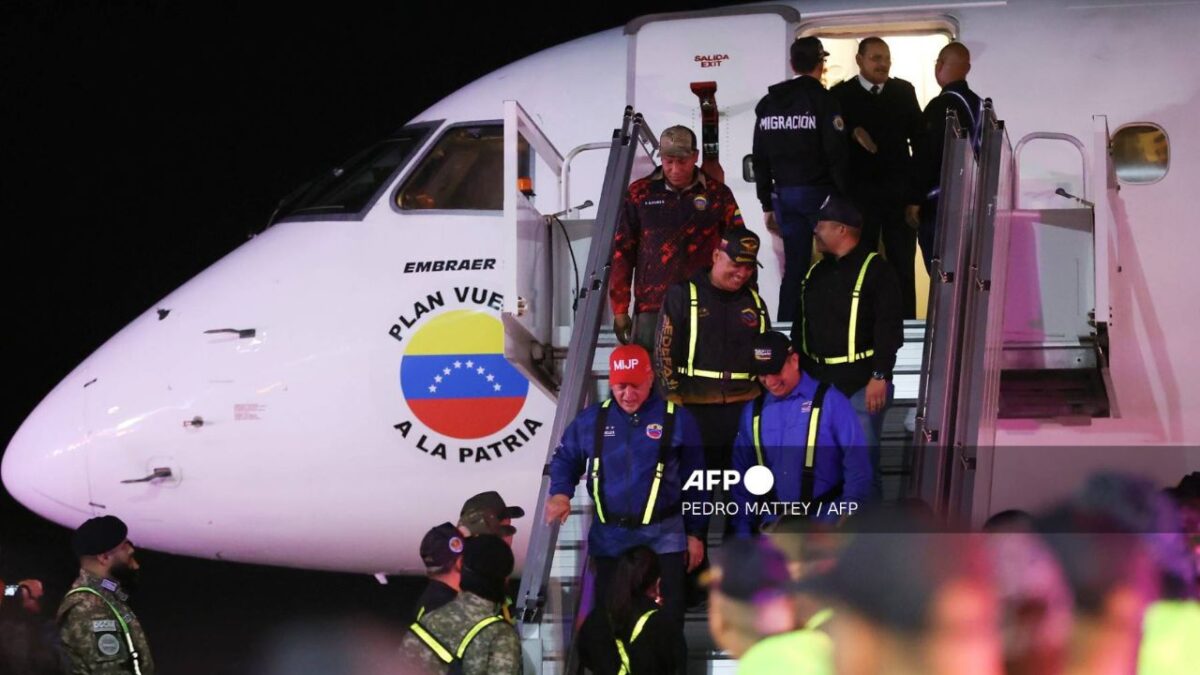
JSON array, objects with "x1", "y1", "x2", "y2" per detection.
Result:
[{"x1": 610, "y1": 124, "x2": 746, "y2": 352}]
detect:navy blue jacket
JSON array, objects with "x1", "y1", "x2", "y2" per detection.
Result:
[
  {"x1": 549, "y1": 393, "x2": 707, "y2": 558},
  {"x1": 730, "y1": 373, "x2": 871, "y2": 535}
]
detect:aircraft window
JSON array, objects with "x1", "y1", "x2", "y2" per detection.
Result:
[
  {"x1": 397, "y1": 125, "x2": 528, "y2": 211},
  {"x1": 279, "y1": 128, "x2": 431, "y2": 219},
  {"x1": 1111, "y1": 124, "x2": 1168, "y2": 185}
]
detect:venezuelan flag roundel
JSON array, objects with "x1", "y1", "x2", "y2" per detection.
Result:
[{"x1": 400, "y1": 309, "x2": 529, "y2": 439}]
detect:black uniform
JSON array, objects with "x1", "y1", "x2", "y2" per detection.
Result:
[
  {"x1": 910, "y1": 80, "x2": 983, "y2": 271},
  {"x1": 656, "y1": 270, "x2": 769, "y2": 469},
  {"x1": 792, "y1": 243, "x2": 904, "y2": 398},
  {"x1": 413, "y1": 579, "x2": 458, "y2": 621},
  {"x1": 752, "y1": 75, "x2": 850, "y2": 321},
  {"x1": 831, "y1": 76, "x2": 923, "y2": 318}
]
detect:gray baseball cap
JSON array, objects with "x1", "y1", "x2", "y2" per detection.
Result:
[{"x1": 659, "y1": 125, "x2": 698, "y2": 158}]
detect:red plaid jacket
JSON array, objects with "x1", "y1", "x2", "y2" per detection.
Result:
[{"x1": 609, "y1": 167, "x2": 745, "y2": 316}]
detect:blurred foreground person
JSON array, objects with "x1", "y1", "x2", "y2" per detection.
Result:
[
  {"x1": 1035, "y1": 506, "x2": 1158, "y2": 675},
  {"x1": 0, "y1": 578, "x2": 63, "y2": 675},
  {"x1": 984, "y1": 528, "x2": 1072, "y2": 675},
  {"x1": 401, "y1": 535, "x2": 521, "y2": 674},
  {"x1": 736, "y1": 519, "x2": 846, "y2": 675},
  {"x1": 578, "y1": 546, "x2": 684, "y2": 675},
  {"x1": 801, "y1": 512, "x2": 1003, "y2": 675},
  {"x1": 1070, "y1": 473, "x2": 1200, "y2": 675},
  {"x1": 57, "y1": 515, "x2": 155, "y2": 675},
  {"x1": 705, "y1": 537, "x2": 797, "y2": 661}
]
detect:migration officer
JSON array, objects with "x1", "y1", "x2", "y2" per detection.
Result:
[
  {"x1": 57, "y1": 515, "x2": 155, "y2": 675},
  {"x1": 656, "y1": 227, "x2": 770, "y2": 472},
  {"x1": 545, "y1": 344, "x2": 707, "y2": 628},
  {"x1": 753, "y1": 36, "x2": 850, "y2": 321},
  {"x1": 401, "y1": 535, "x2": 522, "y2": 674},
  {"x1": 730, "y1": 331, "x2": 871, "y2": 535},
  {"x1": 610, "y1": 124, "x2": 746, "y2": 352},
  {"x1": 792, "y1": 195, "x2": 903, "y2": 498}
]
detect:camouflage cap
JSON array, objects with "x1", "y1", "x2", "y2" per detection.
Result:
[
  {"x1": 459, "y1": 491, "x2": 524, "y2": 537},
  {"x1": 658, "y1": 125, "x2": 698, "y2": 158}
]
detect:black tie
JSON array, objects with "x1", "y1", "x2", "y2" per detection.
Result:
[{"x1": 870, "y1": 85, "x2": 880, "y2": 95}]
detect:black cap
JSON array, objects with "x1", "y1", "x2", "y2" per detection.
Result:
[
  {"x1": 462, "y1": 534, "x2": 515, "y2": 582},
  {"x1": 818, "y1": 193, "x2": 863, "y2": 229},
  {"x1": 751, "y1": 331, "x2": 794, "y2": 375},
  {"x1": 459, "y1": 491, "x2": 525, "y2": 537},
  {"x1": 718, "y1": 227, "x2": 763, "y2": 267},
  {"x1": 420, "y1": 522, "x2": 465, "y2": 572},
  {"x1": 795, "y1": 511, "x2": 982, "y2": 633},
  {"x1": 71, "y1": 516, "x2": 128, "y2": 558},
  {"x1": 791, "y1": 36, "x2": 829, "y2": 71},
  {"x1": 708, "y1": 537, "x2": 791, "y2": 603}
]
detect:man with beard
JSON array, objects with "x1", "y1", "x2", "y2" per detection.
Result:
[{"x1": 57, "y1": 515, "x2": 155, "y2": 675}]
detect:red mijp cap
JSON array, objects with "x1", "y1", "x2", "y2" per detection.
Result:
[{"x1": 609, "y1": 344, "x2": 653, "y2": 385}]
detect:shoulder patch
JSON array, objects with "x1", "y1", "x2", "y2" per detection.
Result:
[
  {"x1": 833, "y1": 115, "x2": 845, "y2": 132},
  {"x1": 97, "y1": 633, "x2": 121, "y2": 656},
  {"x1": 92, "y1": 619, "x2": 117, "y2": 632}
]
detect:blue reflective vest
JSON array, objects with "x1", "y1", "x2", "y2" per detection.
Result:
[{"x1": 549, "y1": 393, "x2": 707, "y2": 558}]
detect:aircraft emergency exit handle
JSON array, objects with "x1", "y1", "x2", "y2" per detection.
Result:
[{"x1": 121, "y1": 467, "x2": 173, "y2": 484}]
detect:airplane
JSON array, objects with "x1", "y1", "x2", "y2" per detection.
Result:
[{"x1": 4, "y1": 0, "x2": 1199, "y2": 585}]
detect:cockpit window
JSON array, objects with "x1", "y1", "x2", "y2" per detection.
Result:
[
  {"x1": 396, "y1": 124, "x2": 526, "y2": 211},
  {"x1": 278, "y1": 126, "x2": 432, "y2": 220}
]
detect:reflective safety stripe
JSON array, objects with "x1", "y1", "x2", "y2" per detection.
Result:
[
  {"x1": 846, "y1": 252, "x2": 878, "y2": 363},
  {"x1": 682, "y1": 281, "x2": 766, "y2": 379},
  {"x1": 801, "y1": 253, "x2": 878, "y2": 365},
  {"x1": 687, "y1": 283, "x2": 699, "y2": 377},
  {"x1": 65, "y1": 587, "x2": 142, "y2": 675},
  {"x1": 592, "y1": 400, "x2": 676, "y2": 526},
  {"x1": 409, "y1": 614, "x2": 505, "y2": 665},
  {"x1": 615, "y1": 609, "x2": 660, "y2": 675},
  {"x1": 456, "y1": 616, "x2": 504, "y2": 658},
  {"x1": 409, "y1": 622, "x2": 455, "y2": 664},
  {"x1": 751, "y1": 389, "x2": 825, "y2": 471},
  {"x1": 752, "y1": 402, "x2": 765, "y2": 466},
  {"x1": 805, "y1": 607, "x2": 835, "y2": 631},
  {"x1": 417, "y1": 606, "x2": 425, "y2": 620}
]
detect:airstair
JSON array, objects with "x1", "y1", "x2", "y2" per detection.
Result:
[{"x1": 501, "y1": 104, "x2": 924, "y2": 674}]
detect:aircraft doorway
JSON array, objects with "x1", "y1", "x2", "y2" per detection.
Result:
[{"x1": 809, "y1": 31, "x2": 952, "y2": 319}]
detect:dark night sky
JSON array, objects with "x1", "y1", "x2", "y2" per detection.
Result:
[{"x1": 0, "y1": 2, "x2": 731, "y2": 672}]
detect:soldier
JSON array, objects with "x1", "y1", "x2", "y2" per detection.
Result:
[
  {"x1": 56, "y1": 515, "x2": 154, "y2": 675},
  {"x1": 413, "y1": 522, "x2": 465, "y2": 621},
  {"x1": 458, "y1": 491, "x2": 525, "y2": 546},
  {"x1": 401, "y1": 534, "x2": 522, "y2": 674}
]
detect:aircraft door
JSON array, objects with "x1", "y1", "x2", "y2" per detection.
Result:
[
  {"x1": 628, "y1": 6, "x2": 799, "y2": 311},
  {"x1": 502, "y1": 100, "x2": 564, "y2": 397}
]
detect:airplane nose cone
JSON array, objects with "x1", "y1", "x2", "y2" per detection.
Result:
[{"x1": 2, "y1": 377, "x2": 93, "y2": 526}]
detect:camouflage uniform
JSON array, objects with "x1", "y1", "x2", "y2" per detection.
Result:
[
  {"x1": 56, "y1": 570, "x2": 154, "y2": 675},
  {"x1": 399, "y1": 590, "x2": 522, "y2": 674}
]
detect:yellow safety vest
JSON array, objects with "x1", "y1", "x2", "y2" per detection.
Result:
[
  {"x1": 615, "y1": 608, "x2": 659, "y2": 675},
  {"x1": 409, "y1": 614, "x2": 505, "y2": 669},
  {"x1": 800, "y1": 252, "x2": 878, "y2": 365},
  {"x1": 590, "y1": 399, "x2": 676, "y2": 526},
  {"x1": 679, "y1": 281, "x2": 767, "y2": 379},
  {"x1": 751, "y1": 381, "x2": 831, "y2": 502}
]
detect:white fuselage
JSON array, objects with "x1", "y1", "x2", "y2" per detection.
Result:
[{"x1": 4, "y1": 0, "x2": 1199, "y2": 573}]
